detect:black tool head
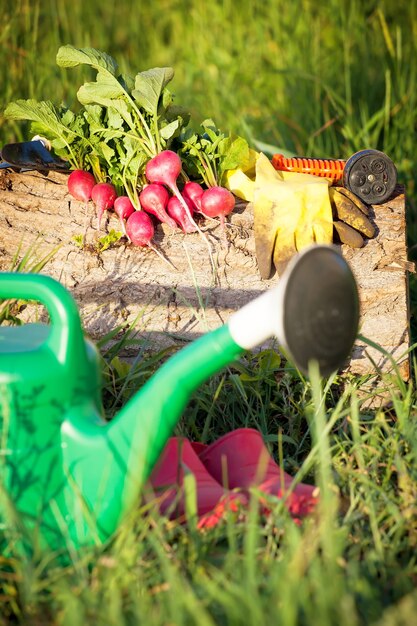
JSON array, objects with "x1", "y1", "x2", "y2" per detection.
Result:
[
  {"x1": 0, "y1": 141, "x2": 70, "y2": 172},
  {"x1": 343, "y1": 149, "x2": 397, "y2": 205},
  {"x1": 281, "y1": 246, "x2": 359, "y2": 377}
]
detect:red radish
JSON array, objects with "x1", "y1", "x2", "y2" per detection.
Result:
[
  {"x1": 167, "y1": 196, "x2": 197, "y2": 233},
  {"x1": 201, "y1": 186, "x2": 235, "y2": 228},
  {"x1": 126, "y1": 210, "x2": 177, "y2": 270},
  {"x1": 91, "y1": 182, "x2": 117, "y2": 229},
  {"x1": 114, "y1": 196, "x2": 135, "y2": 235},
  {"x1": 182, "y1": 181, "x2": 204, "y2": 213},
  {"x1": 145, "y1": 150, "x2": 182, "y2": 189},
  {"x1": 67, "y1": 169, "x2": 95, "y2": 202},
  {"x1": 145, "y1": 150, "x2": 198, "y2": 229},
  {"x1": 126, "y1": 210, "x2": 154, "y2": 247},
  {"x1": 145, "y1": 150, "x2": 214, "y2": 272},
  {"x1": 139, "y1": 183, "x2": 177, "y2": 229}
]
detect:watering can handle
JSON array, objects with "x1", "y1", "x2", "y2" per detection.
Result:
[{"x1": 0, "y1": 272, "x2": 85, "y2": 363}]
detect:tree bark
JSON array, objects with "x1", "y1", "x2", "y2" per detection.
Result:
[{"x1": 0, "y1": 170, "x2": 411, "y2": 384}]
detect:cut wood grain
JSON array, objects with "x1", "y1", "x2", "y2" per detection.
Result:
[{"x1": 0, "y1": 170, "x2": 411, "y2": 384}]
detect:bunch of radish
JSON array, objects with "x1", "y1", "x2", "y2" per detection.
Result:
[{"x1": 66, "y1": 150, "x2": 236, "y2": 251}]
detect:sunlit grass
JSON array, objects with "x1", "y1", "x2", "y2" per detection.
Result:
[
  {"x1": 1, "y1": 354, "x2": 417, "y2": 624},
  {"x1": 1, "y1": 1, "x2": 417, "y2": 624}
]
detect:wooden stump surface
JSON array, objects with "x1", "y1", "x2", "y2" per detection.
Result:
[{"x1": 0, "y1": 169, "x2": 411, "y2": 381}]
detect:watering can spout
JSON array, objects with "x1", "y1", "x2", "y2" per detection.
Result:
[
  {"x1": 0, "y1": 245, "x2": 359, "y2": 554},
  {"x1": 61, "y1": 322, "x2": 246, "y2": 544}
]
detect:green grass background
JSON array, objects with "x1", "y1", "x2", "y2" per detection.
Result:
[
  {"x1": 1, "y1": 1, "x2": 417, "y2": 625},
  {"x1": 2, "y1": 0, "x2": 417, "y2": 190}
]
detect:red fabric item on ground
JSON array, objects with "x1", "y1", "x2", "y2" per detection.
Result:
[
  {"x1": 199, "y1": 428, "x2": 318, "y2": 518},
  {"x1": 147, "y1": 429, "x2": 318, "y2": 526},
  {"x1": 148, "y1": 437, "x2": 246, "y2": 527}
]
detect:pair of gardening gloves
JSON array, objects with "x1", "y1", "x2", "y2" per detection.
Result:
[
  {"x1": 146, "y1": 428, "x2": 318, "y2": 528},
  {"x1": 226, "y1": 152, "x2": 376, "y2": 279}
]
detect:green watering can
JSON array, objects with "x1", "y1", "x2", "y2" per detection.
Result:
[{"x1": 0, "y1": 246, "x2": 359, "y2": 555}]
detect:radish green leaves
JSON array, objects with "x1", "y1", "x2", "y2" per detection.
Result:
[
  {"x1": 179, "y1": 119, "x2": 250, "y2": 187},
  {"x1": 4, "y1": 45, "x2": 249, "y2": 202}
]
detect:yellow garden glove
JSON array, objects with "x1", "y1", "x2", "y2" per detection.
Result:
[
  {"x1": 225, "y1": 152, "x2": 376, "y2": 277},
  {"x1": 253, "y1": 153, "x2": 334, "y2": 278}
]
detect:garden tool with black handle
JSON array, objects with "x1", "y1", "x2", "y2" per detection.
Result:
[{"x1": 0, "y1": 137, "x2": 70, "y2": 172}]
